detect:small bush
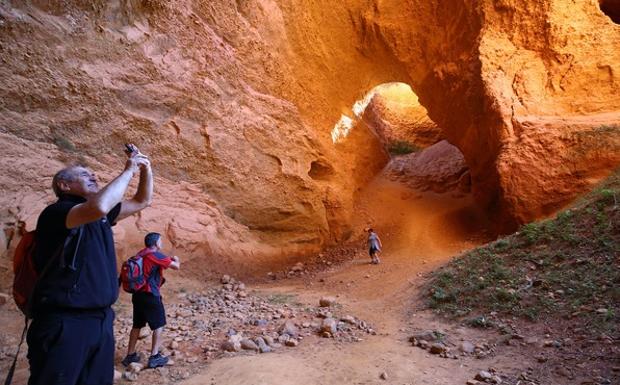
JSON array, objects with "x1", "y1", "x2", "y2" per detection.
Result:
[
  {"x1": 520, "y1": 222, "x2": 542, "y2": 244},
  {"x1": 430, "y1": 287, "x2": 455, "y2": 304},
  {"x1": 388, "y1": 140, "x2": 420, "y2": 155},
  {"x1": 466, "y1": 315, "x2": 493, "y2": 328},
  {"x1": 53, "y1": 135, "x2": 76, "y2": 152},
  {"x1": 493, "y1": 239, "x2": 511, "y2": 251}
]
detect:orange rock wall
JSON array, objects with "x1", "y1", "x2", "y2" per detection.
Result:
[{"x1": 1, "y1": 0, "x2": 618, "y2": 268}]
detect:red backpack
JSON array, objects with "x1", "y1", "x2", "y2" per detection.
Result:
[
  {"x1": 119, "y1": 252, "x2": 148, "y2": 293},
  {"x1": 7, "y1": 228, "x2": 81, "y2": 385},
  {"x1": 12, "y1": 228, "x2": 82, "y2": 318},
  {"x1": 12, "y1": 231, "x2": 37, "y2": 317}
]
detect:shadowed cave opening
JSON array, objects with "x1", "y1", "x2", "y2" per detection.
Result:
[
  {"x1": 335, "y1": 83, "x2": 473, "y2": 197},
  {"x1": 333, "y1": 83, "x2": 493, "y2": 248},
  {"x1": 599, "y1": 0, "x2": 620, "y2": 24}
]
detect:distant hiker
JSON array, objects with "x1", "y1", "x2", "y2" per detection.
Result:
[
  {"x1": 121, "y1": 232, "x2": 180, "y2": 369},
  {"x1": 27, "y1": 144, "x2": 152, "y2": 385},
  {"x1": 367, "y1": 228, "x2": 383, "y2": 264}
]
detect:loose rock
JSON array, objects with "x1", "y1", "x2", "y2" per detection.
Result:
[
  {"x1": 459, "y1": 341, "x2": 475, "y2": 354},
  {"x1": 122, "y1": 371, "x2": 138, "y2": 381},
  {"x1": 285, "y1": 339, "x2": 299, "y2": 347},
  {"x1": 255, "y1": 337, "x2": 271, "y2": 353},
  {"x1": 475, "y1": 371, "x2": 493, "y2": 381},
  {"x1": 279, "y1": 321, "x2": 299, "y2": 338},
  {"x1": 319, "y1": 296, "x2": 337, "y2": 307},
  {"x1": 430, "y1": 343, "x2": 447, "y2": 355},
  {"x1": 321, "y1": 318, "x2": 337, "y2": 335},
  {"x1": 128, "y1": 362, "x2": 143, "y2": 373},
  {"x1": 241, "y1": 338, "x2": 259, "y2": 351}
]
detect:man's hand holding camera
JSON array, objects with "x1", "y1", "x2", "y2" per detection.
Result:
[{"x1": 124, "y1": 143, "x2": 151, "y2": 174}]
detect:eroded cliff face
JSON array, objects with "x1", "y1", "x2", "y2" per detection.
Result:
[{"x1": 1, "y1": 0, "x2": 618, "y2": 269}]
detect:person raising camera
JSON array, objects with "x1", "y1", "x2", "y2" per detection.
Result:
[{"x1": 27, "y1": 144, "x2": 153, "y2": 385}]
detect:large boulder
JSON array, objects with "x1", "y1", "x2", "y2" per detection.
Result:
[{"x1": 386, "y1": 140, "x2": 470, "y2": 195}]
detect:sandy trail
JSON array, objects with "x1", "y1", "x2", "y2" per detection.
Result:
[
  {"x1": 0, "y1": 173, "x2": 501, "y2": 385},
  {"x1": 180, "y1": 174, "x2": 500, "y2": 385}
]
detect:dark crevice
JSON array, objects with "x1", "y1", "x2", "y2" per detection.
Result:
[
  {"x1": 308, "y1": 160, "x2": 334, "y2": 181},
  {"x1": 599, "y1": 0, "x2": 620, "y2": 24}
]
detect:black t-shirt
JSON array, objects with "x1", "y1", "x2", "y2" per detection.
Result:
[{"x1": 34, "y1": 194, "x2": 121, "y2": 311}]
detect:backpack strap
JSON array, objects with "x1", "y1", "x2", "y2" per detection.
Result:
[
  {"x1": 27, "y1": 226, "x2": 81, "y2": 318},
  {"x1": 57, "y1": 227, "x2": 82, "y2": 270},
  {"x1": 67, "y1": 227, "x2": 83, "y2": 271}
]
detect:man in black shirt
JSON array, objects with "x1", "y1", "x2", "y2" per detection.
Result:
[{"x1": 28, "y1": 144, "x2": 153, "y2": 385}]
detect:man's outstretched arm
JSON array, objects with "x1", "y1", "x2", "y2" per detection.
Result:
[
  {"x1": 116, "y1": 160, "x2": 153, "y2": 221},
  {"x1": 168, "y1": 256, "x2": 181, "y2": 270}
]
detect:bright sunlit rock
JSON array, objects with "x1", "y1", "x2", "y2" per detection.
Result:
[{"x1": 331, "y1": 115, "x2": 354, "y2": 143}]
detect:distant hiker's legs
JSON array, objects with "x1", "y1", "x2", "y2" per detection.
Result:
[
  {"x1": 127, "y1": 327, "x2": 141, "y2": 355},
  {"x1": 151, "y1": 327, "x2": 164, "y2": 355},
  {"x1": 371, "y1": 250, "x2": 380, "y2": 264},
  {"x1": 124, "y1": 295, "x2": 147, "y2": 366},
  {"x1": 122, "y1": 327, "x2": 142, "y2": 366},
  {"x1": 147, "y1": 326, "x2": 169, "y2": 368},
  {"x1": 369, "y1": 247, "x2": 376, "y2": 264}
]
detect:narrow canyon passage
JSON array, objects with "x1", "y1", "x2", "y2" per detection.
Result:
[{"x1": 178, "y1": 163, "x2": 496, "y2": 385}]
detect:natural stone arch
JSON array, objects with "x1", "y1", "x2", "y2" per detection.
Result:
[{"x1": 302, "y1": 0, "x2": 620, "y2": 231}]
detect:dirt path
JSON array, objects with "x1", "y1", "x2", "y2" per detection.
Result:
[
  {"x1": 180, "y1": 175, "x2": 505, "y2": 385},
  {"x1": 0, "y1": 174, "x2": 515, "y2": 385}
]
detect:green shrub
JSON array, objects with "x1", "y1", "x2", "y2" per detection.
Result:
[
  {"x1": 53, "y1": 135, "x2": 76, "y2": 152},
  {"x1": 388, "y1": 140, "x2": 420, "y2": 155},
  {"x1": 520, "y1": 222, "x2": 542, "y2": 244},
  {"x1": 466, "y1": 315, "x2": 493, "y2": 328}
]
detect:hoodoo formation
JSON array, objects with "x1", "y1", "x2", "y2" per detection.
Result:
[{"x1": 1, "y1": 0, "x2": 619, "y2": 268}]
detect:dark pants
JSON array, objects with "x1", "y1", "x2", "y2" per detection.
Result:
[
  {"x1": 27, "y1": 307, "x2": 114, "y2": 385},
  {"x1": 132, "y1": 292, "x2": 166, "y2": 330}
]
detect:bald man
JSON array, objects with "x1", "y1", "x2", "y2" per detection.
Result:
[{"x1": 27, "y1": 145, "x2": 153, "y2": 385}]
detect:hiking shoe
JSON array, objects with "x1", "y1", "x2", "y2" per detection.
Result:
[
  {"x1": 121, "y1": 352, "x2": 141, "y2": 367},
  {"x1": 147, "y1": 353, "x2": 169, "y2": 368}
]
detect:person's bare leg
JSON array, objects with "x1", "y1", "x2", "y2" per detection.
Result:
[
  {"x1": 127, "y1": 328, "x2": 141, "y2": 356},
  {"x1": 151, "y1": 327, "x2": 164, "y2": 356}
]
